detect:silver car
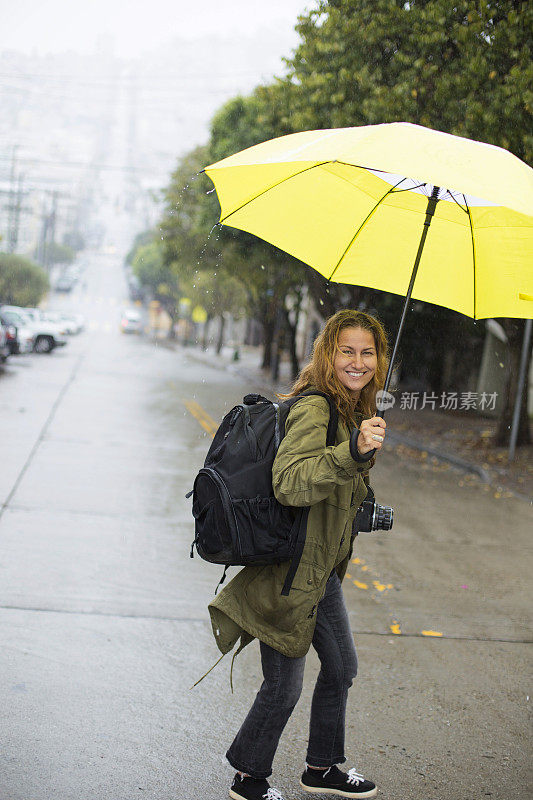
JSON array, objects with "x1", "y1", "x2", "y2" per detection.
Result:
[{"x1": 0, "y1": 306, "x2": 67, "y2": 353}]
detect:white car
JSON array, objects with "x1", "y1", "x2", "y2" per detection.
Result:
[
  {"x1": 120, "y1": 308, "x2": 143, "y2": 334},
  {"x1": 23, "y1": 308, "x2": 69, "y2": 336},
  {"x1": 40, "y1": 311, "x2": 84, "y2": 335},
  {"x1": 0, "y1": 306, "x2": 68, "y2": 353}
]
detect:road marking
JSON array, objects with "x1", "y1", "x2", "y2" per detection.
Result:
[
  {"x1": 85, "y1": 320, "x2": 117, "y2": 333},
  {"x1": 390, "y1": 621, "x2": 402, "y2": 635},
  {"x1": 350, "y1": 556, "x2": 406, "y2": 635},
  {"x1": 184, "y1": 400, "x2": 218, "y2": 436},
  {"x1": 350, "y1": 556, "x2": 443, "y2": 637},
  {"x1": 373, "y1": 580, "x2": 394, "y2": 592}
]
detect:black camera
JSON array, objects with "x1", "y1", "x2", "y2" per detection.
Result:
[{"x1": 354, "y1": 485, "x2": 394, "y2": 533}]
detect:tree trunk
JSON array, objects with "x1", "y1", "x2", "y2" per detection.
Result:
[
  {"x1": 216, "y1": 314, "x2": 226, "y2": 355},
  {"x1": 261, "y1": 311, "x2": 276, "y2": 369},
  {"x1": 282, "y1": 306, "x2": 301, "y2": 380},
  {"x1": 494, "y1": 318, "x2": 532, "y2": 446},
  {"x1": 306, "y1": 271, "x2": 338, "y2": 318},
  {"x1": 271, "y1": 308, "x2": 285, "y2": 382},
  {"x1": 166, "y1": 313, "x2": 177, "y2": 340},
  {"x1": 202, "y1": 314, "x2": 213, "y2": 350}
]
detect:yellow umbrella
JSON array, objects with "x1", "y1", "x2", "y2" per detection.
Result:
[
  {"x1": 205, "y1": 122, "x2": 532, "y2": 320},
  {"x1": 204, "y1": 123, "x2": 533, "y2": 454}
]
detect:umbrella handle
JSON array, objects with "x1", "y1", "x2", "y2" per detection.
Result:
[{"x1": 349, "y1": 427, "x2": 376, "y2": 462}]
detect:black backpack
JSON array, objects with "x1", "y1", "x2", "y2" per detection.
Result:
[{"x1": 188, "y1": 391, "x2": 338, "y2": 596}]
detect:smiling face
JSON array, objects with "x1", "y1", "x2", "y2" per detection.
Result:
[{"x1": 333, "y1": 326, "x2": 377, "y2": 400}]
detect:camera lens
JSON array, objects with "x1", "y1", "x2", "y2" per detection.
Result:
[{"x1": 372, "y1": 504, "x2": 394, "y2": 530}]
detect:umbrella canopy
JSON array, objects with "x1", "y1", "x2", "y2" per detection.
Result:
[{"x1": 204, "y1": 123, "x2": 533, "y2": 320}]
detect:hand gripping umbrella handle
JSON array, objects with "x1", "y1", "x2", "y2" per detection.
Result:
[{"x1": 349, "y1": 427, "x2": 376, "y2": 462}]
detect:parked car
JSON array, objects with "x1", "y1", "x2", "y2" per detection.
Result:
[
  {"x1": 0, "y1": 312, "x2": 34, "y2": 355},
  {"x1": 0, "y1": 320, "x2": 10, "y2": 362},
  {"x1": 0, "y1": 306, "x2": 67, "y2": 353},
  {"x1": 40, "y1": 310, "x2": 84, "y2": 334},
  {"x1": 23, "y1": 308, "x2": 69, "y2": 336},
  {"x1": 120, "y1": 308, "x2": 143, "y2": 334},
  {"x1": 54, "y1": 275, "x2": 76, "y2": 292}
]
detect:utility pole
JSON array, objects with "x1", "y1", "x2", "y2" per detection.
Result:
[
  {"x1": 7, "y1": 145, "x2": 20, "y2": 252},
  {"x1": 8, "y1": 172, "x2": 25, "y2": 253},
  {"x1": 37, "y1": 191, "x2": 58, "y2": 273}
]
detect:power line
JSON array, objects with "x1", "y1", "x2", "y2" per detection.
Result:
[
  {"x1": 0, "y1": 81, "x2": 254, "y2": 101},
  {"x1": 0, "y1": 68, "x2": 272, "y2": 86},
  {"x1": 0, "y1": 155, "x2": 172, "y2": 175}
]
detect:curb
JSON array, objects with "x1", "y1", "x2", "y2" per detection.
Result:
[{"x1": 385, "y1": 430, "x2": 491, "y2": 483}]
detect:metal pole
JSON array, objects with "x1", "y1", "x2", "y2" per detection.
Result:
[
  {"x1": 508, "y1": 317, "x2": 532, "y2": 462},
  {"x1": 379, "y1": 185, "x2": 441, "y2": 415},
  {"x1": 7, "y1": 145, "x2": 19, "y2": 252}
]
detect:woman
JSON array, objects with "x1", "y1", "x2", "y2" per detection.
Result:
[{"x1": 208, "y1": 309, "x2": 389, "y2": 800}]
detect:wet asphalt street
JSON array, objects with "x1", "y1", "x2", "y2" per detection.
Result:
[{"x1": 1, "y1": 231, "x2": 532, "y2": 800}]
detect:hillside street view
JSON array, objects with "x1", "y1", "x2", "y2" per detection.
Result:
[{"x1": 1, "y1": 2, "x2": 532, "y2": 800}]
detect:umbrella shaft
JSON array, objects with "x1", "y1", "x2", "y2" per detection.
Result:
[{"x1": 380, "y1": 186, "x2": 441, "y2": 418}]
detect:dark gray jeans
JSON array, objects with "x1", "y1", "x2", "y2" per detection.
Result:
[{"x1": 226, "y1": 570, "x2": 358, "y2": 779}]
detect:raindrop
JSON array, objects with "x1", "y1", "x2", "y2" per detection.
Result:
[
  {"x1": 206, "y1": 188, "x2": 216, "y2": 195},
  {"x1": 319, "y1": 299, "x2": 324, "y2": 305}
]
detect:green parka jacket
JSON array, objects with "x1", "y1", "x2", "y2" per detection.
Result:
[{"x1": 208, "y1": 394, "x2": 376, "y2": 660}]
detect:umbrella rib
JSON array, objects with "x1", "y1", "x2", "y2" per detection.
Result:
[
  {"x1": 446, "y1": 189, "x2": 469, "y2": 214},
  {"x1": 327, "y1": 177, "x2": 407, "y2": 283},
  {"x1": 213, "y1": 161, "x2": 333, "y2": 224},
  {"x1": 463, "y1": 193, "x2": 477, "y2": 319}
]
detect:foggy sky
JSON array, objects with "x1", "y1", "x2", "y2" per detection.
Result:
[{"x1": 1, "y1": 0, "x2": 317, "y2": 58}]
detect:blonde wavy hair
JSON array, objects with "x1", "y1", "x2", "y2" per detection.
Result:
[{"x1": 280, "y1": 309, "x2": 390, "y2": 425}]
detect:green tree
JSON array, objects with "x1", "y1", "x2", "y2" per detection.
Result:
[
  {"x1": 126, "y1": 230, "x2": 154, "y2": 266},
  {"x1": 132, "y1": 240, "x2": 181, "y2": 337},
  {"x1": 280, "y1": 0, "x2": 532, "y2": 442},
  {"x1": 208, "y1": 93, "x2": 313, "y2": 376},
  {"x1": 159, "y1": 103, "x2": 309, "y2": 375},
  {"x1": 186, "y1": 270, "x2": 248, "y2": 353},
  {"x1": 0, "y1": 253, "x2": 49, "y2": 306},
  {"x1": 284, "y1": 1, "x2": 532, "y2": 161}
]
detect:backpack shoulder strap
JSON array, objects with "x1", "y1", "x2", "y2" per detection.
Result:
[
  {"x1": 279, "y1": 391, "x2": 339, "y2": 597},
  {"x1": 283, "y1": 390, "x2": 338, "y2": 446}
]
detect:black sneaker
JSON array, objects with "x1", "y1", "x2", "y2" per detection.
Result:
[
  {"x1": 300, "y1": 764, "x2": 377, "y2": 798},
  {"x1": 229, "y1": 773, "x2": 286, "y2": 800}
]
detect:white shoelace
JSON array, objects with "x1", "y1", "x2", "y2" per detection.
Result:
[
  {"x1": 263, "y1": 789, "x2": 284, "y2": 800},
  {"x1": 347, "y1": 768, "x2": 365, "y2": 785}
]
